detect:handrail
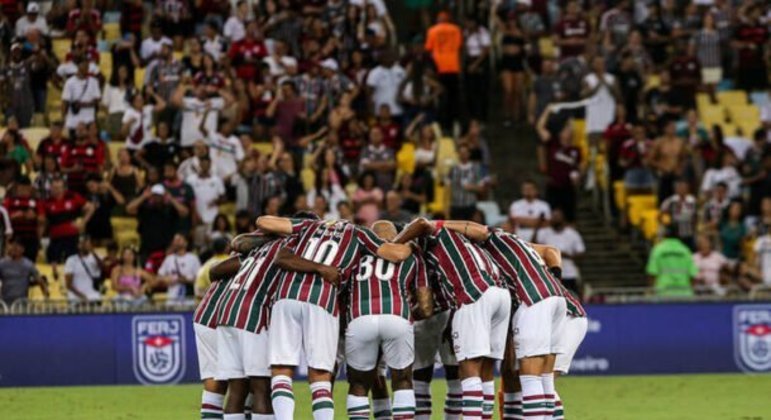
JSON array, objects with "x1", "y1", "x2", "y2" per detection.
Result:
[
  {"x1": 585, "y1": 284, "x2": 753, "y2": 304},
  {"x1": 3, "y1": 298, "x2": 197, "y2": 315}
]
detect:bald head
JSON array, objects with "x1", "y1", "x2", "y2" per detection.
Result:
[{"x1": 372, "y1": 220, "x2": 397, "y2": 241}]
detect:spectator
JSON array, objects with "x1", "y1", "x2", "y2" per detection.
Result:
[
  {"x1": 111, "y1": 247, "x2": 153, "y2": 304},
  {"x1": 395, "y1": 172, "x2": 431, "y2": 217},
  {"x1": 692, "y1": 12, "x2": 722, "y2": 91},
  {"x1": 228, "y1": 20, "x2": 268, "y2": 81},
  {"x1": 463, "y1": 16, "x2": 491, "y2": 121},
  {"x1": 509, "y1": 180, "x2": 552, "y2": 242},
  {"x1": 135, "y1": 121, "x2": 180, "y2": 172},
  {"x1": 186, "y1": 155, "x2": 225, "y2": 234},
  {"x1": 60, "y1": 123, "x2": 105, "y2": 195},
  {"x1": 121, "y1": 88, "x2": 167, "y2": 153},
  {"x1": 555, "y1": 0, "x2": 591, "y2": 59},
  {"x1": 660, "y1": 179, "x2": 697, "y2": 250},
  {"x1": 148, "y1": 44, "x2": 183, "y2": 105},
  {"x1": 83, "y1": 174, "x2": 124, "y2": 246},
  {"x1": 495, "y1": 12, "x2": 526, "y2": 126},
  {"x1": 35, "y1": 155, "x2": 63, "y2": 199},
  {"x1": 102, "y1": 66, "x2": 132, "y2": 141},
  {"x1": 599, "y1": 0, "x2": 632, "y2": 52},
  {"x1": 582, "y1": 56, "x2": 620, "y2": 144},
  {"x1": 162, "y1": 161, "x2": 195, "y2": 235},
  {"x1": 157, "y1": 234, "x2": 201, "y2": 305},
  {"x1": 223, "y1": 0, "x2": 248, "y2": 43},
  {"x1": 0, "y1": 203, "x2": 11, "y2": 256},
  {"x1": 63, "y1": 235, "x2": 102, "y2": 302},
  {"x1": 536, "y1": 209, "x2": 586, "y2": 296},
  {"x1": 619, "y1": 125, "x2": 655, "y2": 193},
  {"x1": 126, "y1": 183, "x2": 186, "y2": 259},
  {"x1": 352, "y1": 171, "x2": 384, "y2": 226},
  {"x1": 359, "y1": 126, "x2": 396, "y2": 191},
  {"x1": 0, "y1": 238, "x2": 46, "y2": 304},
  {"x1": 66, "y1": 0, "x2": 102, "y2": 39},
  {"x1": 140, "y1": 21, "x2": 173, "y2": 67},
  {"x1": 4, "y1": 177, "x2": 44, "y2": 261},
  {"x1": 693, "y1": 235, "x2": 729, "y2": 295},
  {"x1": 650, "y1": 119, "x2": 688, "y2": 203},
  {"x1": 527, "y1": 57, "x2": 559, "y2": 126},
  {"x1": 15, "y1": 2, "x2": 48, "y2": 37},
  {"x1": 366, "y1": 50, "x2": 406, "y2": 119},
  {"x1": 538, "y1": 118, "x2": 581, "y2": 222},
  {"x1": 194, "y1": 237, "x2": 230, "y2": 300},
  {"x1": 742, "y1": 130, "x2": 768, "y2": 216},
  {"x1": 109, "y1": 149, "x2": 144, "y2": 210},
  {"x1": 398, "y1": 58, "x2": 442, "y2": 122},
  {"x1": 732, "y1": 4, "x2": 768, "y2": 92},
  {"x1": 700, "y1": 152, "x2": 741, "y2": 199},
  {"x1": 646, "y1": 227, "x2": 698, "y2": 296},
  {"x1": 209, "y1": 214, "x2": 233, "y2": 246},
  {"x1": 265, "y1": 81, "x2": 306, "y2": 154},
  {"x1": 380, "y1": 190, "x2": 413, "y2": 225},
  {"x1": 61, "y1": 59, "x2": 101, "y2": 134},
  {"x1": 34, "y1": 121, "x2": 68, "y2": 169},
  {"x1": 668, "y1": 42, "x2": 700, "y2": 110},
  {"x1": 446, "y1": 144, "x2": 486, "y2": 220},
  {"x1": 44, "y1": 178, "x2": 94, "y2": 263},
  {"x1": 244, "y1": 154, "x2": 283, "y2": 217},
  {"x1": 460, "y1": 120, "x2": 491, "y2": 174},
  {"x1": 702, "y1": 182, "x2": 730, "y2": 234},
  {"x1": 2, "y1": 43, "x2": 36, "y2": 128},
  {"x1": 752, "y1": 229, "x2": 771, "y2": 286},
  {"x1": 718, "y1": 200, "x2": 747, "y2": 262},
  {"x1": 425, "y1": 11, "x2": 462, "y2": 131}
]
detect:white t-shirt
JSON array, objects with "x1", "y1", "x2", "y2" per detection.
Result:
[
  {"x1": 223, "y1": 16, "x2": 246, "y2": 42},
  {"x1": 16, "y1": 16, "x2": 49, "y2": 37},
  {"x1": 140, "y1": 36, "x2": 173, "y2": 62},
  {"x1": 700, "y1": 166, "x2": 741, "y2": 198},
  {"x1": 754, "y1": 235, "x2": 771, "y2": 286},
  {"x1": 64, "y1": 253, "x2": 102, "y2": 301},
  {"x1": 262, "y1": 55, "x2": 298, "y2": 78},
  {"x1": 186, "y1": 173, "x2": 225, "y2": 224},
  {"x1": 366, "y1": 64, "x2": 406, "y2": 116},
  {"x1": 536, "y1": 227, "x2": 585, "y2": 279},
  {"x1": 693, "y1": 251, "x2": 727, "y2": 287},
  {"x1": 202, "y1": 35, "x2": 226, "y2": 61},
  {"x1": 180, "y1": 97, "x2": 225, "y2": 147},
  {"x1": 349, "y1": 0, "x2": 387, "y2": 16},
  {"x1": 207, "y1": 132, "x2": 245, "y2": 180},
  {"x1": 121, "y1": 105, "x2": 154, "y2": 150},
  {"x1": 62, "y1": 75, "x2": 101, "y2": 129},
  {"x1": 509, "y1": 198, "x2": 552, "y2": 241},
  {"x1": 583, "y1": 72, "x2": 617, "y2": 134},
  {"x1": 101, "y1": 84, "x2": 128, "y2": 114},
  {"x1": 465, "y1": 27, "x2": 491, "y2": 57},
  {"x1": 158, "y1": 252, "x2": 201, "y2": 302},
  {"x1": 56, "y1": 61, "x2": 100, "y2": 80}
]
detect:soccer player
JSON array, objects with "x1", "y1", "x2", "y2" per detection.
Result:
[
  {"x1": 214, "y1": 230, "x2": 339, "y2": 420},
  {"x1": 395, "y1": 218, "x2": 511, "y2": 420},
  {"x1": 432, "y1": 220, "x2": 568, "y2": 420},
  {"x1": 344, "y1": 220, "x2": 433, "y2": 420},
  {"x1": 254, "y1": 214, "x2": 412, "y2": 420}
]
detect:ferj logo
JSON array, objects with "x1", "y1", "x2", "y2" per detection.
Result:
[
  {"x1": 132, "y1": 315, "x2": 186, "y2": 384},
  {"x1": 733, "y1": 304, "x2": 771, "y2": 373}
]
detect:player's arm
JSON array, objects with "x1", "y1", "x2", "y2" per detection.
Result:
[
  {"x1": 254, "y1": 216, "x2": 294, "y2": 235},
  {"x1": 231, "y1": 232, "x2": 276, "y2": 255},
  {"x1": 376, "y1": 243, "x2": 412, "y2": 263},
  {"x1": 435, "y1": 220, "x2": 491, "y2": 242},
  {"x1": 276, "y1": 249, "x2": 340, "y2": 286},
  {"x1": 413, "y1": 287, "x2": 433, "y2": 321},
  {"x1": 531, "y1": 243, "x2": 563, "y2": 278},
  {"x1": 210, "y1": 255, "x2": 241, "y2": 281},
  {"x1": 393, "y1": 218, "x2": 434, "y2": 244}
]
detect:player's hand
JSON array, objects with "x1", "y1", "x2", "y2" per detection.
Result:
[{"x1": 318, "y1": 266, "x2": 340, "y2": 286}]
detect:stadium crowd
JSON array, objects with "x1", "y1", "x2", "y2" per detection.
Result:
[{"x1": 0, "y1": 0, "x2": 766, "y2": 306}]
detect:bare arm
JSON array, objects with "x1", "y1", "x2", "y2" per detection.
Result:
[
  {"x1": 435, "y1": 220, "x2": 490, "y2": 242},
  {"x1": 413, "y1": 287, "x2": 433, "y2": 321},
  {"x1": 210, "y1": 255, "x2": 241, "y2": 281},
  {"x1": 276, "y1": 248, "x2": 340, "y2": 285},
  {"x1": 376, "y1": 243, "x2": 412, "y2": 263},
  {"x1": 393, "y1": 217, "x2": 434, "y2": 244},
  {"x1": 231, "y1": 233, "x2": 276, "y2": 255},
  {"x1": 255, "y1": 216, "x2": 293, "y2": 235}
]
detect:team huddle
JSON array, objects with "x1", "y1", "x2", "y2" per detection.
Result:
[{"x1": 192, "y1": 213, "x2": 587, "y2": 420}]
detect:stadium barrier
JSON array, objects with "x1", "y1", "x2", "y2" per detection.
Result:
[{"x1": 1, "y1": 302, "x2": 770, "y2": 387}]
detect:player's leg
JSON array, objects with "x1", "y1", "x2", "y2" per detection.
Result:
[
  {"x1": 453, "y1": 303, "x2": 486, "y2": 420},
  {"x1": 268, "y1": 299, "x2": 303, "y2": 420},
  {"x1": 224, "y1": 378, "x2": 249, "y2": 420},
  {"x1": 540, "y1": 298, "x2": 567, "y2": 419},
  {"x1": 249, "y1": 377, "x2": 272, "y2": 420},
  {"x1": 484, "y1": 288, "x2": 512, "y2": 420},
  {"x1": 217, "y1": 327, "x2": 249, "y2": 418},
  {"x1": 381, "y1": 315, "x2": 416, "y2": 420},
  {"x1": 552, "y1": 316, "x2": 588, "y2": 420},
  {"x1": 501, "y1": 327, "x2": 523, "y2": 420},
  {"x1": 345, "y1": 315, "x2": 380, "y2": 420},
  {"x1": 443, "y1": 364, "x2": 462, "y2": 420},
  {"x1": 372, "y1": 370, "x2": 392, "y2": 420},
  {"x1": 244, "y1": 329, "x2": 273, "y2": 420},
  {"x1": 195, "y1": 324, "x2": 226, "y2": 419},
  {"x1": 413, "y1": 311, "x2": 447, "y2": 420},
  {"x1": 304, "y1": 302, "x2": 340, "y2": 420},
  {"x1": 514, "y1": 301, "x2": 551, "y2": 420}
]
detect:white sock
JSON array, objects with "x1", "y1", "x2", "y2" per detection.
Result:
[
  {"x1": 541, "y1": 373, "x2": 555, "y2": 418},
  {"x1": 346, "y1": 395, "x2": 370, "y2": 420},
  {"x1": 392, "y1": 389, "x2": 416, "y2": 419},
  {"x1": 310, "y1": 381, "x2": 334, "y2": 420},
  {"x1": 224, "y1": 415, "x2": 245, "y2": 420},
  {"x1": 461, "y1": 377, "x2": 484, "y2": 420},
  {"x1": 373, "y1": 397, "x2": 392, "y2": 420},
  {"x1": 520, "y1": 375, "x2": 546, "y2": 420},
  {"x1": 503, "y1": 392, "x2": 524, "y2": 419},
  {"x1": 414, "y1": 380, "x2": 432, "y2": 420},
  {"x1": 553, "y1": 391, "x2": 564, "y2": 420},
  {"x1": 251, "y1": 415, "x2": 274, "y2": 420},
  {"x1": 444, "y1": 379, "x2": 462, "y2": 419},
  {"x1": 270, "y1": 375, "x2": 294, "y2": 420},
  {"x1": 482, "y1": 381, "x2": 495, "y2": 419},
  {"x1": 202, "y1": 390, "x2": 224, "y2": 419},
  {"x1": 244, "y1": 393, "x2": 253, "y2": 416}
]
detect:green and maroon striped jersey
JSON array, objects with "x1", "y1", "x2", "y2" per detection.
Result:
[
  {"x1": 193, "y1": 275, "x2": 231, "y2": 328},
  {"x1": 216, "y1": 238, "x2": 285, "y2": 333},
  {"x1": 483, "y1": 229, "x2": 563, "y2": 307},
  {"x1": 275, "y1": 219, "x2": 382, "y2": 315},
  {"x1": 561, "y1": 284, "x2": 586, "y2": 317},
  {"x1": 348, "y1": 245, "x2": 428, "y2": 322},
  {"x1": 422, "y1": 228, "x2": 500, "y2": 307}
]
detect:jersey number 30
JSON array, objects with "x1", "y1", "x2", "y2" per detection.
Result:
[{"x1": 356, "y1": 255, "x2": 395, "y2": 281}]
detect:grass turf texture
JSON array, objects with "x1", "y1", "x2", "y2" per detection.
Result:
[{"x1": 0, "y1": 374, "x2": 769, "y2": 419}]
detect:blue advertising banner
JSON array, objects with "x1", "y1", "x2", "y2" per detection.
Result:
[{"x1": 0, "y1": 303, "x2": 769, "y2": 387}]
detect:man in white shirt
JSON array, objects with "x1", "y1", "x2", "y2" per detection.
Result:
[
  {"x1": 172, "y1": 81, "x2": 233, "y2": 148},
  {"x1": 15, "y1": 3, "x2": 49, "y2": 37},
  {"x1": 536, "y1": 209, "x2": 585, "y2": 294},
  {"x1": 509, "y1": 180, "x2": 552, "y2": 241},
  {"x1": 366, "y1": 51, "x2": 406, "y2": 117},
  {"x1": 693, "y1": 235, "x2": 728, "y2": 295},
  {"x1": 61, "y1": 59, "x2": 101, "y2": 131},
  {"x1": 202, "y1": 120, "x2": 244, "y2": 181},
  {"x1": 262, "y1": 40, "x2": 298, "y2": 80},
  {"x1": 754, "y1": 233, "x2": 771, "y2": 286},
  {"x1": 202, "y1": 20, "x2": 226, "y2": 61},
  {"x1": 224, "y1": 0, "x2": 249, "y2": 42},
  {"x1": 582, "y1": 56, "x2": 620, "y2": 139},
  {"x1": 140, "y1": 21, "x2": 173, "y2": 66},
  {"x1": 63, "y1": 236, "x2": 102, "y2": 302},
  {"x1": 157, "y1": 234, "x2": 201, "y2": 304},
  {"x1": 186, "y1": 155, "x2": 225, "y2": 226}
]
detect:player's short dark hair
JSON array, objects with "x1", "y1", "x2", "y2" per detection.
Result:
[
  {"x1": 292, "y1": 211, "x2": 320, "y2": 220},
  {"x1": 212, "y1": 238, "x2": 229, "y2": 254}
]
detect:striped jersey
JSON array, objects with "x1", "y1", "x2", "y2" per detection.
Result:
[
  {"x1": 193, "y1": 277, "x2": 232, "y2": 329},
  {"x1": 275, "y1": 219, "x2": 382, "y2": 315},
  {"x1": 348, "y1": 246, "x2": 428, "y2": 322},
  {"x1": 422, "y1": 228, "x2": 500, "y2": 307},
  {"x1": 217, "y1": 238, "x2": 285, "y2": 333},
  {"x1": 561, "y1": 285, "x2": 586, "y2": 318},
  {"x1": 484, "y1": 229, "x2": 563, "y2": 306}
]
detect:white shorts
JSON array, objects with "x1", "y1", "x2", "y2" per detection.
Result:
[
  {"x1": 513, "y1": 296, "x2": 568, "y2": 359},
  {"x1": 413, "y1": 310, "x2": 457, "y2": 369},
  {"x1": 554, "y1": 316, "x2": 588, "y2": 374},
  {"x1": 194, "y1": 323, "x2": 218, "y2": 380},
  {"x1": 345, "y1": 315, "x2": 414, "y2": 371},
  {"x1": 451, "y1": 287, "x2": 512, "y2": 361},
  {"x1": 217, "y1": 326, "x2": 271, "y2": 379},
  {"x1": 269, "y1": 299, "x2": 339, "y2": 372}
]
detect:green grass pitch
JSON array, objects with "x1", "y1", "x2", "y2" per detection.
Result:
[{"x1": 0, "y1": 374, "x2": 769, "y2": 419}]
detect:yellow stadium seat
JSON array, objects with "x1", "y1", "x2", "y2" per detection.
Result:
[
  {"x1": 435, "y1": 138, "x2": 458, "y2": 178},
  {"x1": 627, "y1": 195, "x2": 657, "y2": 227},
  {"x1": 727, "y1": 104, "x2": 760, "y2": 122},
  {"x1": 641, "y1": 209, "x2": 660, "y2": 241},
  {"x1": 218, "y1": 203, "x2": 236, "y2": 218},
  {"x1": 720, "y1": 123, "x2": 737, "y2": 137},
  {"x1": 300, "y1": 168, "x2": 315, "y2": 191},
  {"x1": 696, "y1": 93, "x2": 711, "y2": 111},
  {"x1": 21, "y1": 127, "x2": 50, "y2": 151},
  {"x1": 115, "y1": 230, "x2": 140, "y2": 249},
  {"x1": 103, "y1": 22, "x2": 121, "y2": 41},
  {"x1": 396, "y1": 142, "x2": 416, "y2": 175},
  {"x1": 426, "y1": 182, "x2": 447, "y2": 215},
  {"x1": 645, "y1": 75, "x2": 661, "y2": 89},
  {"x1": 107, "y1": 141, "x2": 124, "y2": 163},
  {"x1": 717, "y1": 90, "x2": 747, "y2": 107},
  {"x1": 613, "y1": 180, "x2": 626, "y2": 211},
  {"x1": 252, "y1": 142, "x2": 274, "y2": 157},
  {"x1": 99, "y1": 51, "x2": 113, "y2": 79},
  {"x1": 538, "y1": 37, "x2": 556, "y2": 58},
  {"x1": 698, "y1": 105, "x2": 725, "y2": 124},
  {"x1": 111, "y1": 216, "x2": 138, "y2": 232},
  {"x1": 134, "y1": 67, "x2": 145, "y2": 87},
  {"x1": 52, "y1": 39, "x2": 71, "y2": 62}
]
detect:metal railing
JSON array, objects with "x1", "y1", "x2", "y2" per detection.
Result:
[
  {"x1": 584, "y1": 284, "x2": 767, "y2": 304},
  {"x1": 3, "y1": 298, "x2": 197, "y2": 315}
]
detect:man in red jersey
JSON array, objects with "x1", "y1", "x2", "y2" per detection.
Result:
[
  {"x1": 4, "y1": 177, "x2": 45, "y2": 261},
  {"x1": 255, "y1": 213, "x2": 411, "y2": 420},
  {"x1": 395, "y1": 219, "x2": 511, "y2": 420},
  {"x1": 344, "y1": 220, "x2": 433, "y2": 420},
  {"x1": 43, "y1": 177, "x2": 94, "y2": 263}
]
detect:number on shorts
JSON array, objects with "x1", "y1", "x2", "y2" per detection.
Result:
[
  {"x1": 356, "y1": 255, "x2": 395, "y2": 281},
  {"x1": 301, "y1": 237, "x2": 340, "y2": 265}
]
